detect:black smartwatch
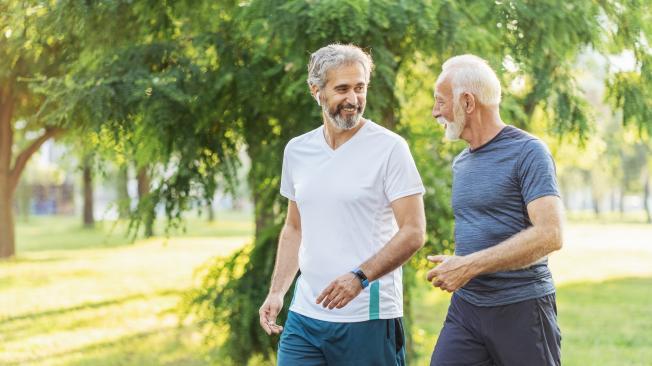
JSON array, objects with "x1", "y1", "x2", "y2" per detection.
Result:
[{"x1": 351, "y1": 268, "x2": 369, "y2": 289}]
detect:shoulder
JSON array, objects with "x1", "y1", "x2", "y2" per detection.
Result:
[
  {"x1": 501, "y1": 126, "x2": 552, "y2": 157},
  {"x1": 284, "y1": 126, "x2": 322, "y2": 153},
  {"x1": 364, "y1": 120, "x2": 407, "y2": 148}
]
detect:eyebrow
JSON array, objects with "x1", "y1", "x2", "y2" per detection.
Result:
[{"x1": 334, "y1": 82, "x2": 366, "y2": 88}]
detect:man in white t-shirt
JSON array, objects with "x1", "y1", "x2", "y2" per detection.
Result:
[{"x1": 258, "y1": 44, "x2": 426, "y2": 365}]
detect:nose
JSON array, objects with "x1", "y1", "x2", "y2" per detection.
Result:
[
  {"x1": 432, "y1": 104, "x2": 439, "y2": 119},
  {"x1": 346, "y1": 90, "x2": 357, "y2": 105}
]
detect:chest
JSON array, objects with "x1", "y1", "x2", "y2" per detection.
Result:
[
  {"x1": 291, "y1": 147, "x2": 390, "y2": 206},
  {"x1": 452, "y1": 153, "x2": 523, "y2": 212}
]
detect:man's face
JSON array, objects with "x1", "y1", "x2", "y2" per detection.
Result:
[
  {"x1": 432, "y1": 78, "x2": 466, "y2": 141},
  {"x1": 318, "y1": 63, "x2": 367, "y2": 130}
]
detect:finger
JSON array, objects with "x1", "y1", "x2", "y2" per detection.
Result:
[
  {"x1": 259, "y1": 310, "x2": 272, "y2": 335},
  {"x1": 427, "y1": 255, "x2": 448, "y2": 264},
  {"x1": 336, "y1": 296, "x2": 352, "y2": 309},
  {"x1": 426, "y1": 268, "x2": 440, "y2": 282},
  {"x1": 269, "y1": 323, "x2": 284, "y2": 334},
  {"x1": 328, "y1": 294, "x2": 344, "y2": 310},
  {"x1": 316, "y1": 283, "x2": 335, "y2": 304},
  {"x1": 322, "y1": 288, "x2": 339, "y2": 308}
]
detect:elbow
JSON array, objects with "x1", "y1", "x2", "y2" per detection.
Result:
[
  {"x1": 548, "y1": 226, "x2": 563, "y2": 251},
  {"x1": 408, "y1": 226, "x2": 427, "y2": 252}
]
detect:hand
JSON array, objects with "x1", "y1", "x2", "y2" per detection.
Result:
[
  {"x1": 259, "y1": 293, "x2": 284, "y2": 335},
  {"x1": 316, "y1": 272, "x2": 363, "y2": 310},
  {"x1": 426, "y1": 254, "x2": 476, "y2": 292}
]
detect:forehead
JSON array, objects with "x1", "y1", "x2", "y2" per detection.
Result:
[
  {"x1": 325, "y1": 62, "x2": 367, "y2": 87},
  {"x1": 434, "y1": 75, "x2": 452, "y2": 99}
]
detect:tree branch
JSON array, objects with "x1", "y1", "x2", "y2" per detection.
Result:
[{"x1": 9, "y1": 127, "x2": 65, "y2": 191}]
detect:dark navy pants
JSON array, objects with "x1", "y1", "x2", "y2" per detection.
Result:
[
  {"x1": 430, "y1": 293, "x2": 561, "y2": 366},
  {"x1": 278, "y1": 311, "x2": 406, "y2": 366}
]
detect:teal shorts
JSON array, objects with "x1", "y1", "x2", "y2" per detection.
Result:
[{"x1": 277, "y1": 311, "x2": 406, "y2": 366}]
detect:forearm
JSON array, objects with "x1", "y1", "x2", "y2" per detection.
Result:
[
  {"x1": 360, "y1": 225, "x2": 425, "y2": 282},
  {"x1": 467, "y1": 224, "x2": 563, "y2": 276},
  {"x1": 268, "y1": 224, "x2": 301, "y2": 296}
]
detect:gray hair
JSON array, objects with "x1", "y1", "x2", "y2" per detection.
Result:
[
  {"x1": 438, "y1": 54, "x2": 502, "y2": 106},
  {"x1": 307, "y1": 44, "x2": 373, "y2": 90}
]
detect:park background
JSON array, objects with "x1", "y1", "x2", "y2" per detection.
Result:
[{"x1": 1, "y1": 1, "x2": 651, "y2": 365}]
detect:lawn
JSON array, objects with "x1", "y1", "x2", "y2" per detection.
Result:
[
  {"x1": 1, "y1": 213, "x2": 253, "y2": 366},
  {"x1": 1, "y1": 215, "x2": 651, "y2": 365}
]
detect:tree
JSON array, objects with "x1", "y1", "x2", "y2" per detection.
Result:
[
  {"x1": 34, "y1": 0, "x2": 651, "y2": 363},
  {"x1": 183, "y1": 1, "x2": 652, "y2": 363},
  {"x1": 0, "y1": 1, "x2": 76, "y2": 258}
]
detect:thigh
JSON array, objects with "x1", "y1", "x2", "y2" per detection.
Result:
[
  {"x1": 483, "y1": 294, "x2": 561, "y2": 366},
  {"x1": 322, "y1": 318, "x2": 401, "y2": 366},
  {"x1": 431, "y1": 296, "x2": 493, "y2": 366},
  {"x1": 277, "y1": 312, "x2": 327, "y2": 366}
]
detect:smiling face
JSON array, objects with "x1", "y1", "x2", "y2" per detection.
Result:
[
  {"x1": 432, "y1": 76, "x2": 466, "y2": 141},
  {"x1": 314, "y1": 62, "x2": 368, "y2": 130}
]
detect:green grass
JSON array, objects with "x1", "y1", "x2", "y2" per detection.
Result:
[
  {"x1": 1, "y1": 215, "x2": 651, "y2": 365},
  {"x1": 1, "y1": 212, "x2": 253, "y2": 366},
  {"x1": 15, "y1": 211, "x2": 254, "y2": 252}
]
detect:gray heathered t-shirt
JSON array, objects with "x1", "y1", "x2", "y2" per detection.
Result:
[{"x1": 452, "y1": 125, "x2": 560, "y2": 307}]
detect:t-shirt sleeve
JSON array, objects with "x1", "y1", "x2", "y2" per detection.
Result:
[
  {"x1": 517, "y1": 139, "x2": 560, "y2": 205},
  {"x1": 384, "y1": 139, "x2": 426, "y2": 202},
  {"x1": 280, "y1": 144, "x2": 295, "y2": 201}
]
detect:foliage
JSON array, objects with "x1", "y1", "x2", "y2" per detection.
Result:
[{"x1": 15, "y1": 0, "x2": 651, "y2": 363}]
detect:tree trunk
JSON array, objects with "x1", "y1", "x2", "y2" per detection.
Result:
[
  {"x1": 0, "y1": 177, "x2": 15, "y2": 258},
  {"x1": 0, "y1": 84, "x2": 60, "y2": 258},
  {"x1": 0, "y1": 86, "x2": 15, "y2": 258},
  {"x1": 117, "y1": 165, "x2": 130, "y2": 219},
  {"x1": 82, "y1": 158, "x2": 94, "y2": 228},
  {"x1": 137, "y1": 167, "x2": 154, "y2": 237},
  {"x1": 207, "y1": 201, "x2": 214, "y2": 222}
]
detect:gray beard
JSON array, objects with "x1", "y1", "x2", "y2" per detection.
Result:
[{"x1": 324, "y1": 106, "x2": 361, "y2": 130}]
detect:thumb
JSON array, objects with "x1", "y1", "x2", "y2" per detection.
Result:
[{"x1": 427, "y1": 254, "x2": 448, "y2": 263}]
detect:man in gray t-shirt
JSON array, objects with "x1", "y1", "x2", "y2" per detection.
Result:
[{"x1": 427, "y1": 55, "x2": 564, "y2": 366}]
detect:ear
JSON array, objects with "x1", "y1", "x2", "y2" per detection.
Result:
[
  {"x1": 460, "y1": 92, "x2": 476, "y2": 114},
  {"x1": 310, "y1": 84, "x2": 320, "y2": 99}
]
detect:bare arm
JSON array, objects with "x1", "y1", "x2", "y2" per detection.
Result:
[
  {"x1": 360, "y1": 193, "x2": 427, "y2": 280},
  {"x1": 258, "y1": 200, "x2": 301, "y2": 335},
  {"x1": 316, "y1": 194, "x2": 426, "y2": 309},
  {"x1": 427, "y1": 195, "x2": 564, "y2": 292}
]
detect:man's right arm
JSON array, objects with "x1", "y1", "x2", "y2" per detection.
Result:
[{"x1": 259, "y1": 200, "x2": 301, "y2": 335}]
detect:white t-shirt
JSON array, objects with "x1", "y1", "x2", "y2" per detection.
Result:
[{"x1": 280, "y1": 120, "x2": 425, "y2": 322}]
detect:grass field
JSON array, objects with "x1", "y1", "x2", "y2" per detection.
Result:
[{"x1": 1, "y1": 214, "x2": 651, "y2": 365}]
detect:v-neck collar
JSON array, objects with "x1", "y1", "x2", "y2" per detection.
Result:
[{"x1": 319, "y1": 120, "x2": 370, "y2": 155}]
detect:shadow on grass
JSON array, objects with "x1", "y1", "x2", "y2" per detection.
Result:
[
  {"x1": 6, "y1": 324, "x2": 206, "y2": 366},
  {"x1": 0, "y1": 289, "x2": 185, "y2": 325}
]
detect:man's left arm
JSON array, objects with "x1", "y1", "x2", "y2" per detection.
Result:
[
  {"x1": 316, "y1": 194, "x2": 426, "y2": 309},
  {"x1": 427, "y1": 195, "x2": 564, "y2": 292}
]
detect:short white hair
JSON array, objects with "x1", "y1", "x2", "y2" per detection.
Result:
[
  {"x1": 307, "y1": 44, "x2": 373, "y2": 90},
  {"x1": 437, "y1": 54, "x2": 501, "y2": 106}
]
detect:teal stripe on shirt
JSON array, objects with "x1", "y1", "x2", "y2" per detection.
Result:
[{"x1": 369, "y1": 281, "x2": 380, "y2": 320}]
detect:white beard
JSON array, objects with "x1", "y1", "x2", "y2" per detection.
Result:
[{"x1": 440, "y1": 101, "x2": 466, "y2": 141}]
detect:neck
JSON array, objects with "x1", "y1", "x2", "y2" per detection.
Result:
[
  {"x1": 323, "y1": 117, "x2": 366, "y2": 149},
  {"x1": 463, "y1": 107, "x2": 505, "y2": 150}
]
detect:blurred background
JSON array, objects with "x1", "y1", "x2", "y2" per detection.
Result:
[{"x1": 0, "y1": 1, "x2": 650, "y2": 365}]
